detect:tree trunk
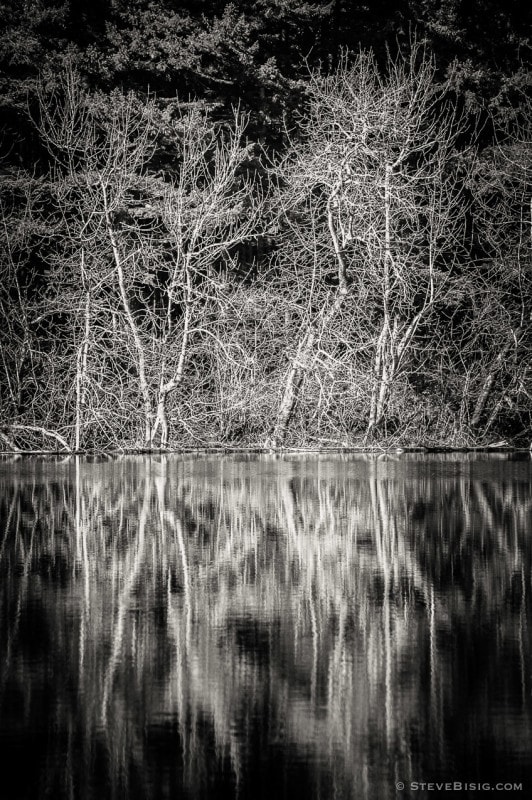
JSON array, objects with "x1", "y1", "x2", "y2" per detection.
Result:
[
  {"x1": 270, "y1": 328, "x2": 314, "y2": 446},
  {"x1": 75, "y1": 256, "x2": 91, "y2": 451},
  {"x1": 471, "y1": 334, "x2": 517, "y2": 428},
  {"x1": 151, "y1": 264, "x2": 193, "y2": 448},
  {"x1": 270, "y1": 287, "x2": 348, "y2": 446},
  {"x1": 102, "y1": 183, "x2": 155, "y2": 444},
  {"x1": 366, "y1": 310, "x2": 425, "y2": 438}
]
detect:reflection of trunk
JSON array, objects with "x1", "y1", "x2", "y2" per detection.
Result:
[
  {"x1": 471, "y1": 333, "x2": 517, "y2": 429},
  {"x1": 101, "y1": 472, "x2": 150, "y2": 725},
  {"x1": 74, "y1": 456, "x2": 90, "y2": 676},
  {"x1": 369, "y1": 473, "x2": 395, "y2": 742}
]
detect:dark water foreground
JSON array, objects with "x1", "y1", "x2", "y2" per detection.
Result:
[{"x1": 0, "y1": 453, "x2": 531, "y2": 799}]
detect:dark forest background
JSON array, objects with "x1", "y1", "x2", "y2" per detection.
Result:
[{"x1": 1, "y1": 0, "x2": 532, "y2": 451}]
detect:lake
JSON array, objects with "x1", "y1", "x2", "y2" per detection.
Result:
[{"x1": 0, "y1": 453, "x2": 530, "y2": 799}]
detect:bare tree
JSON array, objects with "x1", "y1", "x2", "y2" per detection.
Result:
[
  {"x1": 32, "y1": 67, "x2": 261, "y2": 449},
  {"x1": 269, "y1": 44, "x2": 468, "y2": 445},
  {"x1": 149, "y1": 109, "x2": 261, "y2": 446}
]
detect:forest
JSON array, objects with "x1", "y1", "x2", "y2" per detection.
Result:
[{"x1": 1, "y1": 0, "x2": 532, "y2": 451}]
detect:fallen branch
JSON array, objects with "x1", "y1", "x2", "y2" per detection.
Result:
[
  {"x1": 0, "y1": 431, "x2": 20, "y2": 453},
  {"x1": 7, "y1": 424, "x2": 71, "y2": 452}
]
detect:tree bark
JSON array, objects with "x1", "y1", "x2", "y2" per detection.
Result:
[
  {"x1": 75, "y1": 254, "x2": 91, "y2": 451},
  {"x1": 102, "y1": 182, "x2": 155, "y2": 444},
  {"x1": 270, "y1": 288, "x2": 348, "y2": 446},
  {"x1": 471, "y1": 334, "x2": 517, "y2": 428}
]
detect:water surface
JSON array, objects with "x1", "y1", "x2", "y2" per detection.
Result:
[{"x1": 0, "y1": 453, "x2": 531, "y2": 799}]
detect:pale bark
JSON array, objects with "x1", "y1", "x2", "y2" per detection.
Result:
[
  {"x1": 270, "y1": 288, "x2": 349, "y2": 446},
  {"x1": 471, "y1": 334, "x2": 517, "y2": 428},
  {"x1": 152, "y1": 260, "x2": 194, "y2": 448},
  {"x1": 101, "y1": 182, "x2": 155, "y2": 444},
  {"x1": 75, "y1": 251, "x2": 91, "y2": 450},
  {"x1": 9, "y1": 424, "x2": 71, "y2": 451}
]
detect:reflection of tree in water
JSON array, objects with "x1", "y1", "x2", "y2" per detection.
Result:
[
  {"x1": 402, "y1": 460, "x2": 532, "y2": 774},
  {"x1": 0, "y1": 454, "x2": 531, "y2": 799}
]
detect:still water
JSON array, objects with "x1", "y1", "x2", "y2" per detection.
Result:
[{"x1": 0, "y1": 453, "x2": 531, "y2": 799}]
